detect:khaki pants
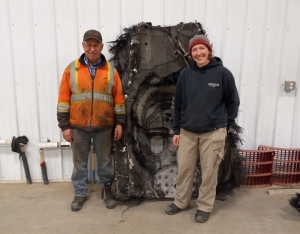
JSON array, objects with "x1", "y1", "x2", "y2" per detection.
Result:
[{"x1": 174, "y1": 128, "x2": 227, "y2": 212}]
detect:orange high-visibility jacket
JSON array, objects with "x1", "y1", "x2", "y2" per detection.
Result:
[{"x1": 57, "y1": 54, "x2": 125, "y2": 131}]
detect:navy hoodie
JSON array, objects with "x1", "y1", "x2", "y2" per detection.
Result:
[{"x1": 172, "y1": 57, "x2": 240, "y2": 135}]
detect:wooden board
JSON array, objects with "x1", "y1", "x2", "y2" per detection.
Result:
[{"x1": 268, "y1": 188, "x2": 300, "y2": 195}]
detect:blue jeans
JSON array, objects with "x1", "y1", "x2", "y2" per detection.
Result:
[{"x1": 71, "y1": 128, "x2": 114, "y2": 197}]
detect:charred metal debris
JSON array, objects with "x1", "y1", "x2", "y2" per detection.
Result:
[{"x1": 109, "y1": 22, "x2": 245, "y2": 203}]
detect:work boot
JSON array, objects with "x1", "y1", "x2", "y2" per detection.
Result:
[
  {"x1": 71, "y1": 196, "x2": 87, "y2": 212},
  {"x1": 103, "y1": 185, "x2": 116, "y2": 209},
  {"x1": 165, "y1": 203, "x2": 185, "y2": 215},
  {"x1": 195, "y1": 210, "x2": 210, "y2": 223}
]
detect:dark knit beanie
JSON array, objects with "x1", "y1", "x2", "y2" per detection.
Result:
[{"x1": 189, "y1": 35, "x2": 212, "y2": 55}]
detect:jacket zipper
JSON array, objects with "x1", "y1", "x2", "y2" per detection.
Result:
[
  {"x1": 90, "y1": 68, "x2": 97, "y2": 127},
  {"x1": 90, "y1": 79, "x2": 94, "y2": 127}
]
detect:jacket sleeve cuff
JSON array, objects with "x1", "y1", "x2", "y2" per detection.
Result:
[
  {"x1": 228, "y1": 117, "x2": 235, "y2": 125},
  {"x1": 61, "y1": 126, "x2": 71, "y2": 131},
  {"x1": 115, "y1": 114, "x2": 126, "y2": 127},
  {"x1": 173, "y1": 129, "x2": 180, "y2": 135}
]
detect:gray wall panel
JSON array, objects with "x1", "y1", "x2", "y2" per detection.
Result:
[
  {"x1": 0, "y1": 0, "x2": 20, "y2": 181},
  {"x1": 274, "y1": 0, "x2": 300, "y2": 148}
]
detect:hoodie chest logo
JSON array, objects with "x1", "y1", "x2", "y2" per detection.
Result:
[{"x1": 208, "y1": 83, "x2": 220, "y2": 87}]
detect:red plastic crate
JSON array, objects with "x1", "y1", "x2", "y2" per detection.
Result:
[
  {"x1": 239, "y1": 149, "x2": 275, "y2": 188},
  {"x1": 258, "y1": 145, "x2": 300, "y2": 185}
]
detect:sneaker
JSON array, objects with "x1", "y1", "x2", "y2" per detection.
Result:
[
  {"x1": 103, "y1": 185, "x2": 116, "y2": 209},
  {"x1": 165, "y1": 203, "x2": 183, "y2": 215},
  {"x1": 195, "y1": 209, "x2": 210, "y2": 223},
  {"x1": 71, "y1": 196, "x2": 87, "y2": 212}
]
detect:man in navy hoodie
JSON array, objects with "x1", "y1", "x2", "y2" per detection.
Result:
[{"x1": 165, "y1": 35, "x2": 240, "y2": 223}]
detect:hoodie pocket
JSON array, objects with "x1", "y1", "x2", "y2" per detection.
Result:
[
  {"x1": 207, "y1": 113, "x2": 216, "y2": 125},
  {"x1": 179, "y1": 110, "x2": 192, "y2": 125},
  {"x1": 207, "y1": 111, "x2": 224, "y2": 127},
  {"x1": 180, "y1": 111, "x2": 210, "y2": 129}
]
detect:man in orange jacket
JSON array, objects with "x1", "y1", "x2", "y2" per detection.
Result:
[{"x1": 57, "y1": 29, "x2": 125, "y2": 211}]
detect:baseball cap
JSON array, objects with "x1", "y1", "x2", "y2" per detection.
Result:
[{"x1": 83, "y1": 30, "x2": 102, "y2": 43}]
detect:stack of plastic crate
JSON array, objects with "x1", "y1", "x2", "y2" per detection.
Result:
[
  {"x1": 258, "y1": 145, "x2": 300, "y2": 185},
  {"x1": 240, "y1": 149, "x2": 275, "y2": 188}
]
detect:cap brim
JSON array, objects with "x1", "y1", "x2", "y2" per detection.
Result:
[{"x1": 84, "y1": 37, "x2": 102, "y2": 43}]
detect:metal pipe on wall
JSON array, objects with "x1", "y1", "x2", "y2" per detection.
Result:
[
  {"x1": 0, "y1": 139, "x2": 12, "y2": 182},
  {"x1": 39, "y1": 142, "x2": 96, "y2": 183},
  {"x1": 1, "y1": 138, "x2": 32, "y2": 184},
  {"x1": 38, "y1": 142, "x2": 71, "y2": 185},
  {"x1": 1, "y1": 140, "x2": 96, "y2": 182},
  {"x1": 38, "y1": 142, "x2": 71, "y2": 148},
  {"x1": 0, "y1": 139, "x2": 12, "y2": 146}
]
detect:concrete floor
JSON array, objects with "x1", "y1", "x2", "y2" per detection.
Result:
[{"x1": 0, "y1": 182, "x2": 299, "y2": 234}]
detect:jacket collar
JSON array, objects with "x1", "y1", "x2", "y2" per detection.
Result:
[{"x1": 79, "y1": 53, "x2": 107, "y2": 68}]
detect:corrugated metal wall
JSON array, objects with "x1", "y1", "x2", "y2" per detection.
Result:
[{"x1": 0, "y1": 0, "x2": 299, "y2": 182}]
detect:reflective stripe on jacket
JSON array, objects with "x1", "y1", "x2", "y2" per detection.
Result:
[{"x1": 57, "y1": 53, "x2": 125, "y2": 131}]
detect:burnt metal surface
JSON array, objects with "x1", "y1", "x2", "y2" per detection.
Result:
[{"x1": 109, "y1": 22, "x2": 244, "y2": 200}]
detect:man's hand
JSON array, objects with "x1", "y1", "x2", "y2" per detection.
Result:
[
  {"x1": 173, "y1": 135, "x2": 179, "y2": 146},
  {"x1": 63, "y1": 129, "x2": 73, "y2": 142},
  {"x1": 114, "y1": 125, "x2": 122, "y2": 141}
]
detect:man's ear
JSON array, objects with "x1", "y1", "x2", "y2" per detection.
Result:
[{"x1": 99, "y1": 43, "x2": 104, "y2": 52}]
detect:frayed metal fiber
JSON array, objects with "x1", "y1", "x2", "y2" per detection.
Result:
[{"x1": 216, "y1": 124, "x2": 245, "y2": 196}]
